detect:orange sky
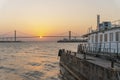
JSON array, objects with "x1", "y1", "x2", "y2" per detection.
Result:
[{"x1": 0, "y1": 0, "x2": 120, "y2": 41}]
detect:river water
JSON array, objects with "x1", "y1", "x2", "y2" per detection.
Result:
[{"x1": 0, "y1": 42, "x2": 79, "y2": 80}]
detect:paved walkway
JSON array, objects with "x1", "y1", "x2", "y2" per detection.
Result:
[{"x1": 76, "y1": 53, "x2": 120, "y2": 71}]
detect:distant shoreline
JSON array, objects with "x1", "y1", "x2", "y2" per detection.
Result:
[{"x1": 0, "y1": 41, "x2": 22, "y2": 43}]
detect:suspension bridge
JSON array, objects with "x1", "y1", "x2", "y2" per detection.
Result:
[{"x1": 0, "y1": 30, "x2": 82, "y2": 42}]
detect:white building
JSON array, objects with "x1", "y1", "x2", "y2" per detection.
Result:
[{"x1": 83, "y1": 15, "x2": 120, "y2": 53}]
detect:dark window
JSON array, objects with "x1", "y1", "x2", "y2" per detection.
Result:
[
  {"x1": 110, "y1": 33, "x2": 113, "y2": 41},
  {"x1": 100, "y1": 34, "x2": 103, "y2": 42},
  {"x1": 104, "y1": 34, "x2": 108, "y2": 42},
  {"x1": 92, "y1": 35, "x2": 94, "y2": 42},
  {"x1": 95, "y1": 34, "x2": 98, "y2": 43},
  {"x1": 116, "y1": 32, "x2": 120, "y2": 41}
]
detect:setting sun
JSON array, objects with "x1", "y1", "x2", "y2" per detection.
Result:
[{"x1": 39, "y1": 36, "x2": 43, "y2": 38}]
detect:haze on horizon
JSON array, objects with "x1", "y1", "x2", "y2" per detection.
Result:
[{"x1": 0, "y1": 0, "x2": 120, "y2": 41}]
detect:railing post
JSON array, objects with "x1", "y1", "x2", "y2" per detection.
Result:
[
  {"x1": 84, "y1": 51, "x2": 86, "y2": 59},
  {"x1": 111, "y1": 49, "x2": 115, "y2": 68},
  {"x1": 116, "y1": 42, "x2": 119, "y2": 58},
  {"x1": 111, "y1": 60, "x2": 114, "y2": 68}
]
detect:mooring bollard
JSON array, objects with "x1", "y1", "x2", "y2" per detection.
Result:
[
  {"x1": 58, "y1": 49, "x2": 62, "y2": 57},
  {"x1": 111, "y1": 57, "x2": 116, "y2": 68},
  {"x1": 77, "y1": 44, "x2": 83, "y2": 54},
  {"x1": 62, "y1": 49, "x2": 65, "y2": 53}
]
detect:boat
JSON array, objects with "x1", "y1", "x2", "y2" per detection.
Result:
[{"x1": 58, "y1": 15, "x2": 120, "y2": 80}]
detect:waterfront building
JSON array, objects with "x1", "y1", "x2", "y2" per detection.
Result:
[{"x1": 83, "y1": 15, "x2": 120, "y2": 53}]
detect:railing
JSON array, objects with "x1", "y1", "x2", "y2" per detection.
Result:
[
  {"x1": 77, "y1": 42, "x2": 120, "y2": 60},
  {"x1": 79, "y1": 42, "x2": 120, "y2": 53}
]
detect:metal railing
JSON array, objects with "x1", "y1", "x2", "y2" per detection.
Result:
[{"x1": 77, "y1": 42, "x2": 120, "y2": 60}]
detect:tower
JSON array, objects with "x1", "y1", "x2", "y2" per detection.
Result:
[
  {"x1": 97, "y1": 15, "x2": 100, "y2": 30},
  {"x1": 69, "y1": 31, "x2": 71, "y2": 40},
  {"x1": 14, "y1": 30, "x2": 16, "y2": 41}
]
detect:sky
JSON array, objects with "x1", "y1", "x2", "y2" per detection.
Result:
[{"x1": 0, "y1": 0, "x2": 120, "y2": 41}]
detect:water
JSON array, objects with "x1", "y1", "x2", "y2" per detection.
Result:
[{"x1": 0, "y1": 42, "x2": 79, "y2": 80}]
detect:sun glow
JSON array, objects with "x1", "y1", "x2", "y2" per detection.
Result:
[{"x1": 39, "y1": 36, "x2": 43, "y2": 38}]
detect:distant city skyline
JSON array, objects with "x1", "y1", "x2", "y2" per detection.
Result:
[{"x1": 0, "y1": 0, "x2": 120, "y2": 41}]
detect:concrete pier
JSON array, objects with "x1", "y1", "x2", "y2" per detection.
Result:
[{"x1": 59, "y1": 49, "x2": 120, "y2": 80}]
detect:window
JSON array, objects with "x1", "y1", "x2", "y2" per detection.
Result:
[
  {"x1": 116, "y1": 32, "x2": 120, "y2": 41},
  {"x1": 104, "y1": 34, "x2": 108, "y2": 42},
  {"x1": 110, "y1": 33, "x2": 113, "y2": 42},
  {"x1": 92, "y1": 35, "x2": 94, "y2": 42},
  {"x1": 95, "y1": 34, "x2": 98, "y2": 43},
  {"x1": 88, "y1": 36, "x2": 90, "y2": 40},
  {"x1": 100, "y1": 34, "x2": 103, "y2": 42}
]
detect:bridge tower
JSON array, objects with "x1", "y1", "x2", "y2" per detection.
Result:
[
  {"x1": 69, "y1": 31, "x2": 71, "y2": 40},
  {"x1": 14, "y1": 30, "x2": 16, "y2": 41}
]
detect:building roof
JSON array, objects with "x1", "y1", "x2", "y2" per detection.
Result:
[{"x1": 82, "y1": 26, "x2": 120, "y2": 37}]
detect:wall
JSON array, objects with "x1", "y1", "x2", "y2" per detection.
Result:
[
  {"x1": 88, "y1": 28, "x2": 120, "y2": 53},
  {"x1": 59, "y1": 51, "x2": 120, "y2": 80}
]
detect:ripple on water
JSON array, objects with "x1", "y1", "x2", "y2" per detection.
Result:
[
  {"x1": 45, "y1": 77, "x2": 59, "y2": 80},
  {"x1": 0, "y1": 58, "x2": 7, "y2": 61},
  {"x1": 27, "y1": 62, "x2": 41, "y2": 66},
  {"x1": 0, "y1": 66, "x2": 17, "y2": 73},
  {"x1": 44, "y1": 63, "x2": 56, "y2": 71},
  {"x1": 0, "y1": 42, "x2": 77, "y2": 80},
  {"x1": 45, "y1": 63, "x2": 56, "y2": 67},
  {"x1": 21, "y1": 71, "x2": 44, "y2": 80}
]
